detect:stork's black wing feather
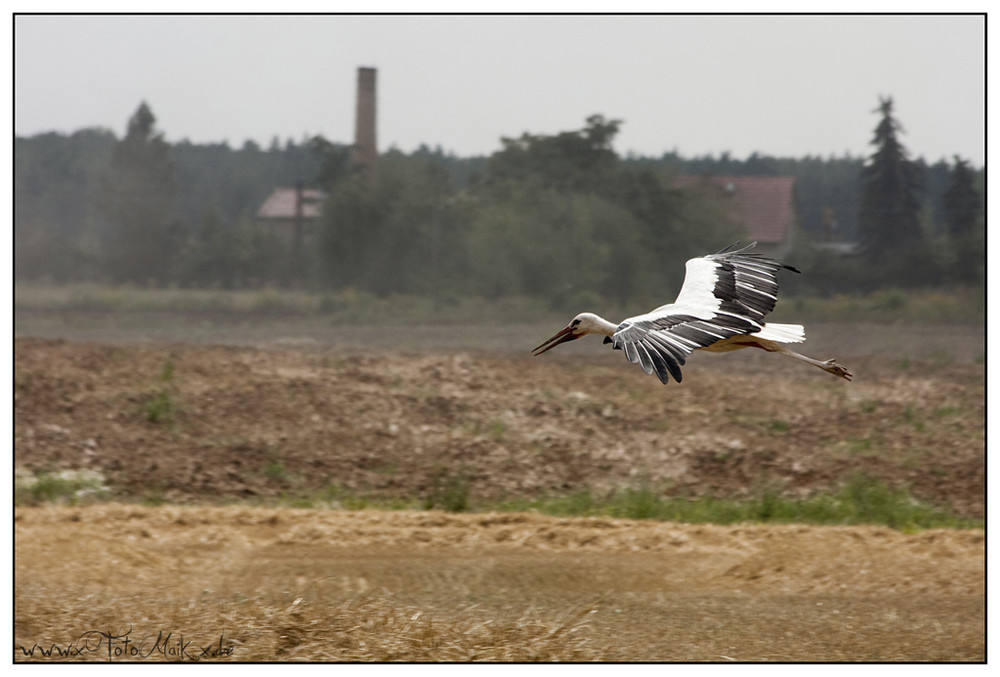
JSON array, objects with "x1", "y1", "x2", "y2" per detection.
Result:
[{"x1": 705, "y1": 242, "x2": 800, "y2": 323}]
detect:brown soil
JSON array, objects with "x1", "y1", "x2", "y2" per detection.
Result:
[
  {"x1": 13, "y1": 332, "x2": 985, "y2": 515},
  {"x1": 12, "y1": 325, "x2": 986, "y2": 662}
]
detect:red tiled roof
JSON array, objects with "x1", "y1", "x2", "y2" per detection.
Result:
[
  {"x1": 676, "y1": 176, "x2": 795, "y2": 243},
  {"x1": 256, "y1": 187, "x2": 324, "y2": 220}
]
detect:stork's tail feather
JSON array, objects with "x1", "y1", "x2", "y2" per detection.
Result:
[{"x1": 753, "y1": 323, "x2": 805, "y2": 344}]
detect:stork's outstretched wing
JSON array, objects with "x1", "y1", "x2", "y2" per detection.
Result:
[{"x1": 608, "y1": 242, "x2": 800, "y2": 384}]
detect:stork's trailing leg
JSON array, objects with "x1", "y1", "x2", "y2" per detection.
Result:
[
  {"x1": 702, "y1": 334, "x2": 854, "y2": 381},
  {"x1": 771, "y1": 344, "x2": 853, "y2": 381},
  {"x1": 700, "y1": 334, "x2": 854, "y2": 382}
]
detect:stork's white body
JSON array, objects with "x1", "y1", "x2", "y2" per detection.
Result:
[{"x1": 532, "y1": 243, "x2": 853, "y2": 384}]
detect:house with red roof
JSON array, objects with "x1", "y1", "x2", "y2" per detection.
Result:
[
  {"x1": 255, "y1": 186, "x2": 324, "y2": 247},
  {"x1": 676, "y1": 175, "x2": 797, "y2": 260}
]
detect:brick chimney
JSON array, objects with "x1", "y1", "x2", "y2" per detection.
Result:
[{"x1": 353, "y1": 67, "x2": 377, "y2": 186}]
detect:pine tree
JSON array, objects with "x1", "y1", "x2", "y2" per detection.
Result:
[
  {"x1": 858, "y1": 97, "x2": 925, "y2": 283},
  {"x1": 943, "y1": 156, "x2": 983, "y2": 285},
  {"x1": 98, "y1": 102, "x2": 183, "y2": 285},
  {"x1": 944, "y1": 156, "x2": 981, "y2": 238}
]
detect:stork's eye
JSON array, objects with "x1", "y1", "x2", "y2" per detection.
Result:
[{"x1": 571, "y1": 319, "x2": 581, "y2": 327}]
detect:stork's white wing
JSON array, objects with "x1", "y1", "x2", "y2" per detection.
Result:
[
  {"x1": 666, "y1": 242, "x2": 797, "y2": 322},
  {"x1": 609, "y1": 242, "x2": 799, "y2": 384},
  {"x1": 651, "y1": 256, "x2": 721, "y2": 317}
]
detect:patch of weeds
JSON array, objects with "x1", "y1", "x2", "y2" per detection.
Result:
[
  {"x1": 524, "y1": 443, "x2": 547, "y2": 457},
  {"x1": 612, "y1": 485, "x2": 663, "y2": 520},
  {"x1": 902, "y1": 407, "x2": 925, "y2": 432},
  {"x1": 710, "y1": 448, "x2": 732, "y2": 462},
  {"x1": 320, "y1": 483, "x2": 343, "y2": 503},
  {"x1": 496, "y1": 490, "x2": 599, "y2": 517},
  {"x1": 142, "y1": 487, "x2": 167, "y2": 506},
  {"x1": 159, "y1": 357, "x2": 175, "y2": 382},
  {"x1": 832, "y1": 472, "x2": 953, "y2": 530},
  {"x1": 382, "y1": 497, "x2": 415, "y2": 510},
  {"x1": 488, "y1": 421, "x2": 507, "y2": 440},
  {"x1": 144, "y1": 390, "x2": 175, "y2": 423},
  {"x1": 648, "y1": 418, "x2": 672, "y2": 432},
  {"x1": 829, "y1": 435, "x2": 881, "y2": 458},
  {"x1": 487, "y1": 473, "x2": 980, "y2": 530},
  {"x1": 674, "y1": 496, "x2": 749, "y2": 524},
  {"x1": 894, "y1": 357, "x2": 911, "y2": 371},
  {"x1": 375, "y1": 463, "x2": 399, "y2": 476},
  {"x1": 317, "y1": 483, "x2": 376, "y2": 510},
  {"x1": 341, "y1": 495, "x2": 372, "y2": 510},
  {"x1": 458, "y1": 419, "x2": 507, "y2": 441},
  {"x1": 752, "y1": 486, "x2": 781, "y2": 521},
  {"x1": 424, "y1": 469, "x2": 471, "y2": 512},
  {"x1": 766, "y1": 420, "x2": 790, "y2": 435},
  {"x1": 15, "y1": 468, "x2": 110, "y2": 506},
  {"x1": 551, "y1": 490, "x2": 600, "y2": 516},
  {"x1": 264, "y1": 460, "x2": 290, "y2": 482},
  {"x1": 279, "y1": 494, "x2": 318, "y2": 509},
  {"x1": 927, "y1": 349, "x2": 955, "y2": 368},
  {"x1": 144, "y1": 358, "x2": 177, "y2": 424},
  {"x1": 860, "y1": 400, "x2": 879, "y2": 414},
  {"x1": 933, "y1": 405, "x2": 962, "y2": 418}
]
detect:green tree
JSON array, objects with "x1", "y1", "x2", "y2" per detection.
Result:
[
  {"x1": 857, "y1": 97, "x2": 926, "y2": 284},
  {"x1": 178, "y1": 206, "x2": 234, "y2": 287},
  {"x1": 310, "y1": 135, "x2": 352, "y2": 188},
  {"x1": 98, "y1": 102, "x2": 183, "y2": 285},
  {"x1": 469, "y1": 116, "x2": 742, "y2": 310},
  {"x1": 316, "y1": 175, "x2": 382, "y2": 290},
  {"x1": 463, "y1": 184, "x2": 620, "y2": 303},
  {"x1": 317, "y1": 151, "x2": 465, "y2": 296},
  {"x1": 487, "y1": 114, "x2": 622, "y2": 193},
  {"x1": 942, "y1": 156, "x2": 984, "y2": 285},
  {"x1": 14, "y1": 129, "x2": 115, "y2": 281},
  {"x1": 616, "y1": 165, "x2": 739, "y2": 302},
  {"x1": 944, "y1": 156, "x2": 981, "y2": 239}
]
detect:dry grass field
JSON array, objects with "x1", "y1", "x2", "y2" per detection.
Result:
[
  {"x1": 13, "y1": 318, "x2": 985, "y2": 662},
  {"x1": 14, "y1": 505, "x2": 985, "y2": 661}
]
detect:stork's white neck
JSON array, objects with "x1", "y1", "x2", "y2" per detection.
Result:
[{"x1": 574, "y1": 312, "x2": 619, "y2": 337}]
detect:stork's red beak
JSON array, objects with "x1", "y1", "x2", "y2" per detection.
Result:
[{"x1": 531, "y1": 325, "x2": 580, "y2": 356}]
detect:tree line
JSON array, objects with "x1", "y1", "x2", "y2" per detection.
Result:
[{"x1": 14, "y1": 100, "x2": 983, "y2": 305}]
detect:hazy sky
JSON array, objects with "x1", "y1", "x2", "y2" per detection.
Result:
[{"x1": 14, "y1": 14, "x2": 985, "y2": 165}]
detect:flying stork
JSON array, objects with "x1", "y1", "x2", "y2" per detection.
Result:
[{"x1": 532, "y1": 242, "x2": 853, "y2": 383}]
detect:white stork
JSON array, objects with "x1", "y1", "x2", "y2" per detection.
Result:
[{"x1": 531, "y1": 242, "x2": 853, "y2": 383}]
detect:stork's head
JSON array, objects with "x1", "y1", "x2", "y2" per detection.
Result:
[{"x1": 531, "y1": 313, "x2": 614, "y2": 356}]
